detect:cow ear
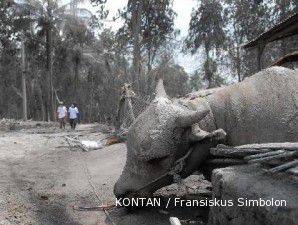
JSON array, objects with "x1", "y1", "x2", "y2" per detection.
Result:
[
  {"x1": 176, "y1": 108, "x2": 209, "y2": 127},
  {"x1": 155, "y1": 79, "x2": 168, "y2": 99}
]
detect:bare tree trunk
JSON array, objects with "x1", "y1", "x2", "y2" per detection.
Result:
[
  {"x1": 37, "y1": 83, "x2": 46, "y2": 121},
  {"x1": 131, "y1": 0, "x2": 143, "y2": 90},
  {"x1": 46, "y1": 3, "x2": 54, "y2": 121},
  {"x1": 74, "y1": 56, "x2": 80, "y2": 102},
  {"x1": 49, "y1": 32, "x2": 55, "y2": 121},
  {"x1": 21, "y1": 35, "x2": 27, "y2": 120},
  {"x1": 236, "y1": 46, "x2": 241, "y2": 82},
  {"x1": 147, "y1": 46, "x2": 152, "y2": 72},
  {"x1": 204, "y1": 43, "x2": 212, "y2": 88},
  {"x1": 89, "y1": 75, "x2": 94, "y2": 123}
]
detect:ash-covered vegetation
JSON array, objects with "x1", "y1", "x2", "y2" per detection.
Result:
[{"x1": 0, "y1": 0, "x2": 297, "y2": 121}]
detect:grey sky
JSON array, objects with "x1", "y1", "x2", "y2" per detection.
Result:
[{"x1": 75, "y1": 0, "x2": 200, "y2": 73}]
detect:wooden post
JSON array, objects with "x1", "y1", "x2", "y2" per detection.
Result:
[
  {"x1": 257, "y1": 43, "x2": 265, "y2": 71},
  {"x1": 115, "y1": 83, "x2": 136, "y2": 132},
  {"x1": 21, "y1": 35, "x2": 27, "y2": 121},
  {"x1": 127, "y1": 97, "x2": 135, "y2": 121},
  {"x1": 115, "y1": 96, "x2": 125, "y2": 131},
  {"x1": 125, "y1": 83, "x2": 135, "y2": 122}
]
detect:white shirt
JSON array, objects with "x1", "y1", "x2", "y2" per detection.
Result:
[
  {"x1": 68, "y1": 107, "x2": 79, "y2": 119},
  {"x1": 57, "y1": 106, "x2": 67, "y2": 119}
]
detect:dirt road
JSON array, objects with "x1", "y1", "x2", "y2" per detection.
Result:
[{"x1": 0, "y1": 123, "x2": 128, "y2": 225}]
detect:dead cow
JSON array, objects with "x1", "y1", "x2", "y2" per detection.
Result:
[{"x1": 114, "y1": 67, "x2": 298, "y2": 198}]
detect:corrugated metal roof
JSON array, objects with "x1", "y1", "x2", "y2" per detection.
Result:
[{"x1": 243, "y1": 12, "x2": 298, "y2": 48}]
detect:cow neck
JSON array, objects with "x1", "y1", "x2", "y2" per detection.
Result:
[
  {"x1": 205, "y1": 90, "x2": 228, "y2": 133},
  {"x1": 197, "y1": 97, "x2": 217, "y2": 132}
]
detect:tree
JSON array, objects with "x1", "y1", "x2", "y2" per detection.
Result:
[
  {"x1": 224, "y1": 0, "x2": 271, "y2": 81},
  {"x1": 269, "y1": 0, "x2": 297, "y2": 21},
  {"x1": 148, "y1": 55, "x2": 190, "y2": 98},
  {"x1": 1, "y1": 0, "x2": 129, "y2": 122},
  {"x1": 115, "y1": 0, "x2": 177, "y2": 90},
  {"x1": 12, "y1": 0, "x2": 63, "y2": 120},
  {"x1": 190, "y1": 70, "x2": 204, "y2": 91},
  {"x1": 3, "y1": 0, "x2": 31, "y2": 120},
  {"x1": 141, "y1": 0, "x2": 177, "y2": 71},
  {"x1": 0, "y1": 1, "x2": 21, "y2": 118},
  {"x1": 0, "y1": 0, "x2": 97, "y2": 120},
  {"x1": 61, "y1": 14, "x2": 94, "y2": 101},
  {"x1": 186, "y1": 0, "x2": 226, "y2": 88}
]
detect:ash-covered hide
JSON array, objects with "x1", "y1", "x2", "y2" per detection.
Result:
[{"x1": 114, "y1": 67, "x2": 298, "y2": 197}]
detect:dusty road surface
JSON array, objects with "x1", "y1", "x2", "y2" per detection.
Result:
[
  {"x1": 0, "y1": 123, "x2": 127, "y2": 225},
  {"x1": 0, "y1": 122, "x2": 209, "y2": 225}
]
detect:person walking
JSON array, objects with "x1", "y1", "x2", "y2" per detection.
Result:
[
  {"x1": 57, "y1": 101, "x2": 67, "y2": 129},
  {"x1": 74, "y1": 103, "x2": 80, "y2": 124},
  {"x1": 68, "y1": 103, "x2": 79, "y2": 130}
]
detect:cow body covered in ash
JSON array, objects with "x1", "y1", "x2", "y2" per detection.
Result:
[{"x1": 114, "y1": 67, "x2": 298, "y2": 198}]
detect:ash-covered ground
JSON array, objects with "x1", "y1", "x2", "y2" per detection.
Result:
[{"x1": 0, "y1": 121, "x2": 210, "y2": 225}]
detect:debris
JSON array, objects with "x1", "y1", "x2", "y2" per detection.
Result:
[
  {"x1": 287, "y1": 165, "x2": 298, "y2": 175},
  {"x1": 40, "y1": 195, "x2": 49, "y2": 200},
  {"x1": 236, "y1": 142, "x2": 298, "y2": 150},
  {"x1": 106, "y1": 136, "x2": 120, "y2": 145},
  {"x1": 158, "y1": 209, "x2": 169, "y2": 215},
  {"x1": 268, "y1": 160, "x2": 298, "y2": 173},
  {"x1": 81, "y1": 140, "x2": 105, "y2": 149},
  {"x1": 63, "y1": 136, "x2": 107, "y2": 151},
  {"x1": 204, "y1": 158, "x2": 245, "y2": 166},
  {"x1": 169, "y1": 217, "x2": 182, "y2": 225},
  {"x1": 0, "y1": 118, "x2": 20, "y2": 131},
  {"x1": 247, "y1": 151, "x2": 296, "y2": 164},
  {"x1": 73, "y1": 204, "x2": 116, "y2": 211},
  {"x1": 209, "y1": 143, "x2": 298, "y2": 175},
  {"x1": 211, "y1": 144, "x2": 270, "y2": 158},
  {"x1": 63, "y1": 136, "x2": 88, "y2": 152},
  {"x1": 244, "y1": 150, "x2": 286, "y2": 161}
]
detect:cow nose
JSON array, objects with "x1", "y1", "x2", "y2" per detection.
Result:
[{"x1": 114, "y1": 179, "x2": 131, "y2": 198}]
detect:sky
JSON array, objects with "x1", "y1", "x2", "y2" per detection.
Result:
[{"x1": 74, "y1": 0, "x2": 201, "y2": 73}]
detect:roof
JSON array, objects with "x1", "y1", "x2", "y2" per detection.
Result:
[
  {"x1": 244, "y1": 12, "x2": 298, "y2": 48},
  {"x1": 271, "y1": 51, "x2": 298, "y2": 66}
]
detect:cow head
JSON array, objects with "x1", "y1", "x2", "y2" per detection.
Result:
[{"x1": 114, "y1": 80, "x2": 225, "y2": 198}]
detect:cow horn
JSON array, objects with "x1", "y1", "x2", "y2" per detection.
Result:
[
  {"x1": 155, "y1": 79, "x2": 168, "y2": 99},
  {"x1": 176, "y1": 108, "x2": 209, "y2": 127}
]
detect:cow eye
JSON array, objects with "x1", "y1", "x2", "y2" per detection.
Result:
[
  {"x1": 173, "y1": 127, "x2": 186, "y2": 141},
  {"x1": 147, "y1": 156, "x2": 168, "y2": 165}
]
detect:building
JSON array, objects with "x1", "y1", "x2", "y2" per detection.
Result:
[{"x1": 243, "y1": 12, "x2": 298, "y2": 70}]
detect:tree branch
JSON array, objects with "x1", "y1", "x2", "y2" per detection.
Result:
[{"x1": 11, "y1": 86, "x2": 23, "y2": 99}]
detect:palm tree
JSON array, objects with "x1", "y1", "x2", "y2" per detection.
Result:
[
  {"x1": 13, "y1": 0, "x2": 91, "y2": 120},
  {"x1": 13, "y1": 0, "x2": 61, "y2": 120}
]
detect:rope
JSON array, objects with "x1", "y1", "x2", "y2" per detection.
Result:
[
  {"x1": 134, "y1": 147, "x2": 195, "y2": 193},
  {"x1": 80, "y1": 151, "x2": 117, "y2": 225}
]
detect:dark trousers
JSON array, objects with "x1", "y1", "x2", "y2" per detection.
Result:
[
  {"x1": 69, "y1": 119, "x2": 77, "y2": 129},
  {"x1": 59, "y1": 118, "x2": 66, "y2": 129}
]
